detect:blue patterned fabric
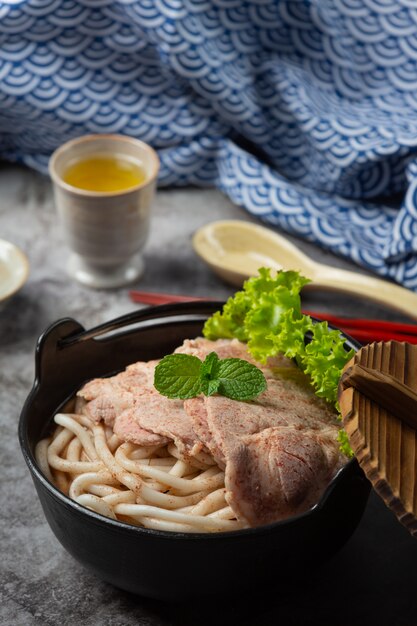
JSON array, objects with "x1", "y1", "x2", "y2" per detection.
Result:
[{"x1": 2, "y1": 1, "x2": 417, "y2": 288}]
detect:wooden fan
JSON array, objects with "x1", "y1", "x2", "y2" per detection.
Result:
[{"x1": 339, "y1": 341, "x2": 417, "y2": 537}]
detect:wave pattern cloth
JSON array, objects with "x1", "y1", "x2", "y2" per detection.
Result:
[{"x1": 2, "y1": 1, "x2": 417, "y2": 287}]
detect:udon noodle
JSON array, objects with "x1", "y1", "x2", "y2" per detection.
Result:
[{"x1": 36, "y1": 410, "x2": 246, "y2": 533}]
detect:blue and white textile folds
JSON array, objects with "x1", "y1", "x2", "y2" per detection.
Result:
[{"x1": 2, "y1": 0, "x2": 417, "y2": 287}]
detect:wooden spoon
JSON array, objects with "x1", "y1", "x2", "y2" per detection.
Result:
[{"x1": 192, "y1": 220, "x2": 417, "y2": 320}]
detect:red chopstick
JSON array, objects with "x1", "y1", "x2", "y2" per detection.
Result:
[
  {"x1": 302, "y1": 310, "x2": 417, "y2": 335},
  {"x1": 330, "y1": 328, "x2": 417, "y2": 344},
  {"x1": 128, "y1": 290, "x2": 417, "y2": 344},
  {"x1": 129, "y1": 290, "x2": 212, "y2": 305}
]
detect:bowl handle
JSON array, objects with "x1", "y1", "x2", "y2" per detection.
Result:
[
  {"x1": 32, "y1": 301, "x2": 223, "y2": 399},
  {"x1": 58, "y1": 300, "x2": 223, "y2": 346}
]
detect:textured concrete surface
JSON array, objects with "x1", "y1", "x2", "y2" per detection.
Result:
[{"x1": 1, "y1": 163, "x2": 417, "y2": 626}]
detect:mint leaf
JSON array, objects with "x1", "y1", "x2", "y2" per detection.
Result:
[
  {"x1": 200, "y1": 352, "x2": 221, "y2": 396},
  {"x1": 201, "y1": 378, "x2": 221, "y2": 396},
  {"x1": 154, "y1": 352, "x2": 267, "y2": 401},
  {"x1": 215, "y1": 357, "x2": 267, "y2": 401},
  {"x1": 154, "y1": 354, "x2": 202, "y2": 399},
  {"x1": 200, "y1": 351, "x2": 220, "y2": 378},
  {"x1": 199, "y1": 352, "x2": 267, "y2": 400}
]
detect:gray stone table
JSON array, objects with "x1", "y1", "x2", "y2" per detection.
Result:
[{"x1": 1, "y1": 162, "x2": 417, "y2": 626}]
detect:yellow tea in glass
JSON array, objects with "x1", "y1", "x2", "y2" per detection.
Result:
[
  {"x1": 49, "y1": 134, "x2": 159, "y2": 288},
  {"x1": 63, "y1": 154, "x2": 147, "y2": 193}
]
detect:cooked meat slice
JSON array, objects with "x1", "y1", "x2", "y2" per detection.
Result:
[
  {"x1": 314, "y1": 427, "x2": 346, "y2": 473},
  {"x1": 115, "y1": 360, "x2": 158, "y2": 393},
  {"x1": 113, "y1": 409, "x2": 169, "y2": 447},
  {"x1": 184, "y1": 366, "x2": 343, "y2": 524},
  {"x1": 82, "y1": 389, "x2": 134, "y2": 425},
  {"x1": 77, "y1": 361, "x2": 156, "y2": 425},
  {"x1": 78, "y1": 359, "x2": 203, "y2": 459},
  {"x1": 184, "y1": 396, "x2": 225, "y2": 468},
  {"x1": 129, "y1": 392, "x2": 204, "y2": 459},
  {"x1": 185, "y1": 376, "x2": 338, "y2": 466},
  {"x1": 175, "y1": 337, "x2": 249, "y2": 360},
  {"x1": 225, "y1": 427, "x2": 341, "y2": 526},
  {"x1": 78, "y1": 377, "x2": 120, "y2": 402}
]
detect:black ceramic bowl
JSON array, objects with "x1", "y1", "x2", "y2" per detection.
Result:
[{"x1": 19, "y1": 302, "x2": 370, "y2": 600}]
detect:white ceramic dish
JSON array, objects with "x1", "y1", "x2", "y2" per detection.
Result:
[{"x1": 0, "y1": 239, "x2": 29, "y2": 305}]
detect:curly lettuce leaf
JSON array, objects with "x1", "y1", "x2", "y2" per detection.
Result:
[
  {"x1": 301, "y1": 321, "x2": 354, "y2": 405},
  {"x1": 203, "y1": 268, "x2": 354, "y2": 457},
  {"x1": 337, "y1": 429, "x2": 354, "y2": 459},
  {"x1": 204, "y1": 268, "x2": 310, "y2": 351},
  {"x1": 267, "y1": 309, "x2": 313, "y2": 364},
  {"x1": 203, "y1": 290, "x2": 251, "y2": 342}
]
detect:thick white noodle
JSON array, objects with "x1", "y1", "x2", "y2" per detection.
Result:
[
  {"x1": 169, "y1": 459, "x2": 192, "y2": 476},
  {"x1": 47, "y1": 425, "x2": 103, "y2": 474},
  {"x1": 69, "y1": 471, "x2": 117, "y2": 499},
  {"x1": 38, "y1": 412, "x2": 245, "y2": 533},
  {"x1": 167, "y1": 442, "x2": 214, "y2": 468},
  {"x1": 76, "y1": 494, "x2": 117, "y2": 520},
  {"x1": 115, "y1": 444, "x2": 224, "y2": 494},
  {"x1": 66, "y1": 437, "x2": 83, "y2": 462},
  {"x1": 114, "y1": 504, "x2": 241, "y2": 532},
  {"x1": 190, "y1": 488, "x2": 227, "y2": 516},
  {"x1": 35, "y1": 438, "x2": 54, "y2": 483},
  {"x1": 88, "y1": 484, "x2": 123, "y2": 498},
  {"x1": 54, "y1": 413, "x2": 98, "y2": 460}
]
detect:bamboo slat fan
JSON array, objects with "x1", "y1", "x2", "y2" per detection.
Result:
[{"x1": 339, "y1": 341, "x2": 417, "y2": 537}]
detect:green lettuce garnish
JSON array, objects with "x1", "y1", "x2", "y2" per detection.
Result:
[
  {"x1": 337, "y1": 429, "x2": 354, "y2": 459},
  {"x1": 203, "y1": 268, "x2": 354, "y2": 457}
]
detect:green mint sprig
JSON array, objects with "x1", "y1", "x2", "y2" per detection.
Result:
[{"x1": 154, "y1": 351, "x2": 267, "y2": 401}]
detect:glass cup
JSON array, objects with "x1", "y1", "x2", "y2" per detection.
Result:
[{"x1": 49, "y1": 134, "x2": 159, "y2": 288}]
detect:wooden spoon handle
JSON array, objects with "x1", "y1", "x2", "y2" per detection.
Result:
[{"x1": 308, "y1": 264, "x2": 417, "y2": 321}]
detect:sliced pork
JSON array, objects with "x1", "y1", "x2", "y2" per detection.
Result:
[
  {"x1": 78, "y1": 357, "x2": 203, "y2": 457},
  {"x1": 115, "y1": 392, "x2": 204, "y2": 458},
  {"x1": 184, "y1": 376, "x2": 339, "y2": 467},
  {"x1": 77, "y1": 360, "x2": 157, "y2": 425},
  {"x1": 113, "y1": 410, "x2": 170, "y2": 447},
  {"x1": 184, "y1": 364, "x2": 344, "y2": 526},
  {"x1": 77, "y1": 337, "x2": 345, "y2": 527},
  {"x1": 225, "y1": 427, "x2": 343, "y2": 526}
]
